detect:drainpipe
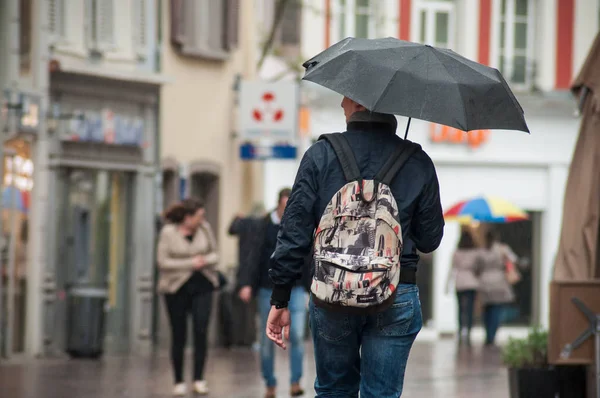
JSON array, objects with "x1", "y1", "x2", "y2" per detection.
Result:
[
  {"x1": 26, "y1": 0, "x2": 51, "y2": 357},
  {"x1": 0, "y1": 0, "x2": 21, "y2": 360}
]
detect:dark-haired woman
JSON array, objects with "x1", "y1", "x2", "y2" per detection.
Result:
[
  {"x1": 446, "y1": 229, "x2": 482, "y2": 345},
  {"x1": 157, "y1": 198, "x2": 219, "y2": 396}
]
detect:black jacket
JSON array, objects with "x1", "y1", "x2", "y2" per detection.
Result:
[
  {"x1": 269, "y1": 119, "x2": 445, "y2": 303},
  {"x1": 230, "y1": 214, "x2": 310, "y2": 294}
]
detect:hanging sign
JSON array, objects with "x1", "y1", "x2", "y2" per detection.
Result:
[{"x1": 239, "y1": 81, "x2": 299, "y2": 143}]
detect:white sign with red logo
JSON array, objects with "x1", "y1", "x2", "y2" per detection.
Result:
[{"x1": 239, "y1": 81, "x2": 299, "y2": 142}]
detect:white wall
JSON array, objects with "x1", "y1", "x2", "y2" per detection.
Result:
[{"x1": 573, "y1": 0, "x2": 600, "y2": 78}]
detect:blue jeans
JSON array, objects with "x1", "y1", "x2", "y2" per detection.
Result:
[
  {"x1": 483, "y1": 303, "x2": 505, "y2": 345},
  {"x1": 258, "y1": 287, "x2": 308, "y2": 387},
  {"x1": 309, "y1": 284, "x2": 422, "y2": 398}
]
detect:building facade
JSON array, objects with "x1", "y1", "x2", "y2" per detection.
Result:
[
  {"x1": 261, "y1": 0, "x2": 600, "y2": 337},
  {"x1": 1, "y1": 0, "x2": 165, "y2": 358}
]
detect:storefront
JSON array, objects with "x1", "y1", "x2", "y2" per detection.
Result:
[
  {"x1": 40, "y1": 72, "x2": 160, "y2": 354},
  {"x1": 1, "y1": 138, "x2": 34, "y2": 356},
  {"x1": 265, "y1": 88, "x2": 579, "y2": 337}
]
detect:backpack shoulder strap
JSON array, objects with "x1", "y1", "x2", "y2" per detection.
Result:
[
  {"x1": 318, "y1": 133, "x2": 361, "y2": 183},
  {"x1": 374, "y1": 139, "x2": 421, "y2": 186}
]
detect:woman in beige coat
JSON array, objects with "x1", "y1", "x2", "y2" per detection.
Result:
[{"x1": 157, "y1": 198, "x2": 220, "y2": 396}]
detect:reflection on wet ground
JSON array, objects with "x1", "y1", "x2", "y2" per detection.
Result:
[{"x1": 0, "y1": 340, "x2": 508, "y2": 397}]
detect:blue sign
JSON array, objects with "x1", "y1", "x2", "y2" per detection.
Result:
[{"x1": 240, "y1": 143, "x2": 297, "y2": 160}]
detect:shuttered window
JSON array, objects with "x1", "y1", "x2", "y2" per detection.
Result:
[
  {"x1": 48, "y1": 0, "x2": 66, "y2": 41},
  {"x1": 87, "y1": 0, "x2": 116, "y2": 52},
  {"x1": 170, "y1": 0, "x2": 240, "y2": 60},
  {"x1": 280, "y1": 0, "x2": 301, "y2": 46},
  {"x1": 133, "y1": 0, "x2": 148, "y2": 58}
]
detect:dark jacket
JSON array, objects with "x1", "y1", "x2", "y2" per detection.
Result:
[
  {"x1": 231, "y1": 214, "x2": 310, "y2": 294},
  {"x1": 269, "y1": 115, "x2": 445, "y2": 303}
]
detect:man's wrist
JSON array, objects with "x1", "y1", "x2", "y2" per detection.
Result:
[
  {"x1": 271, "y1": 284, "x2": 292, "y2": 305},
  {"x1": 270, "y1": 299, "x2": 288, "y2": 309}
]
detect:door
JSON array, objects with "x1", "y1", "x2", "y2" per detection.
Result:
[
  {"x1": 55, "y1": 169, "x2": 134, "y2": 352},
  {"x1": 492, "y1": 211, "x2": 539, "y2": 325},
  {"x1": 190, "y1": 172, "x2": 220, "y2": 236}
]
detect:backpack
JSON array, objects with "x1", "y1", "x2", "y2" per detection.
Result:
[{"x1": 311, "y1": 133, "x2": 420, "y2": 312}]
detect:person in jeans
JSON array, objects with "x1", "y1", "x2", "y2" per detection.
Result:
[
  {"x1": 265, "y1": 98, "x2": 444, "y2": 398},
  {"x1": 479, "y1": 230, "x2": 518, "y2": 346},
  {"x1": 236, "y1": 188, "x2": 310, "y2": 398},
  {"x1": 446, "y1": 229, "x2": 482, "y2": 346},
  {"x1": 156, "y1": 199, "x2": 220, "y2": 396}
]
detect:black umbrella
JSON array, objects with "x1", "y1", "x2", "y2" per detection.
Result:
[{"x1": 302, "y1": 37, "x2": 530, "y2": 138}]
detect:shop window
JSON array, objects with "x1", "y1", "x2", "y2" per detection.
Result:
[
  {"x1": 495, "y1": 0, "x2": 534, "y2": 89},
  {"x1": 334, "y1": 0, "x2": 376, "y2": 41},
  {"x1": 170, "y1": 0, "x2": 240, "y2": 60},
  {"x1": 416, "y1": 1, "x2": 455, "y2": 49}
]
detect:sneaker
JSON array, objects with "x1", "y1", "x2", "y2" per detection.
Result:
[
  {"x1": 193, "y1": 380, "x2": 209, "y2": 395},
  {"x1": 291, "y1": 383, "x2": 305, "y2": 396},
  {"x1": 173, "y1": 383, "x2": 187, "y2": 396},
  {"x1": 264, "y1": 386, "x2": 276, "y2": 398}
]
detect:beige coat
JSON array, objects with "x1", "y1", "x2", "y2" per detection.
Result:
[
  {"x1": 478, "y1": 243, "x2": 516, "y2": 304},
  {"x1": 156, "y1": 222, "x2": 220, "y2": 294},
  {"x1": 449, "y1": 249, "x2": 483, "y2": 292}
]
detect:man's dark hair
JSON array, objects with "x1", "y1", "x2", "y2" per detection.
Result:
[
  {"x1": 457, "y1": 230, "x2": 475, "y2": 250},
  {"x1": 278, "y1": 187, "x2": 292, "y2": 204}
]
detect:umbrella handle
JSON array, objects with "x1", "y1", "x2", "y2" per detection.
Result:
[{"x1": 404, "y1": 117, "x2": 412, "y2": 140}]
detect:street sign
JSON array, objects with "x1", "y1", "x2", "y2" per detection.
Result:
[
  {"x1": 240, "y1": 143, "x2": 297, "y2": 160},
  {"x1": 239, "y1": 81, "x2": 299, "y2": 142}
]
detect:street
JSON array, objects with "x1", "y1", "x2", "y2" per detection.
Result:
[{"x1": 0, "y1": 339, "x2": 509, "y2": 398}]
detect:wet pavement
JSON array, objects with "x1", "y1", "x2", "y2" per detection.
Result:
[{"x1": 0, "y1": 340, "x2": 509, "y2": 397}]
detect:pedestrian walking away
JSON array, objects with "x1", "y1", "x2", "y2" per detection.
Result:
[
  {"x1": 156, "y1": 198, "x2": 221, "y2": 396},
  {"x1": 237, "y1": 188, "x2": 310, "y2": 398},
  {"x1": 265, "y1": 98, "x2": 445, "y2": 397},
  {"x1": 445, "y1": 229, "x2": 483, "y2": 346}
]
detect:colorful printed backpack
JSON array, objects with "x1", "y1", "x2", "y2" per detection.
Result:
[{"x1": 311, "y1": 133, "x2": 420, "y2": 311}]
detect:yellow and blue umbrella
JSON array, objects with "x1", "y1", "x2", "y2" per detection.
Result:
[{"x1": 443, "y1": 196, "x2": 528, "y2": 224}]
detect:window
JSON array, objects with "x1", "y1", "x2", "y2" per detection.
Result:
[
  {"x1": 335, "y1": 0, "x2": 375, "y2": 41},
  {"x1": 20, "y1": 0, "x2": 32, "y2": 74},
  {"x1": 279, "y1": 1, "x2": 302, "y2": 46},
  {"x1": 87, "y1": 0, "x2": 116, "y2": 53},
  {"x1": 496, "y1": 0, "x2": 534, "y2": 88},
  {"x1": 170, "y1": 0, "x2": 240, "y2": 60},
  {"x1": 48, "y1": 0, "x2": 66, "y2": 42},
  {"x1": 417, "y1": 1, "x2": 455, "y2": 49}
]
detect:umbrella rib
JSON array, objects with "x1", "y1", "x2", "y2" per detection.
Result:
[{"x1": 429, "y1": 49, "x2": 469, "y2": 131}]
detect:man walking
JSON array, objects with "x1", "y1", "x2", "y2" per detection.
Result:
[
  {"x1": 265, "y1": 98, "x2": 444, "y2": 397},
  {"x1": 236, "y1": 188, "x2": 309, "y2": 398}
]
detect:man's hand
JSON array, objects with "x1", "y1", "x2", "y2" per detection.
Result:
[
  {"x1": 266, "y1": 307, "x2": 291, "y2": 350},
  {"x1": 238, "y1": 286, "x2": 252, "y2": 303}
]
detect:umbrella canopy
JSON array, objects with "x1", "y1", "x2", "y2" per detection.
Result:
[
  {"x1": 553, "y1": 32, "x2": 600, "y2": 280},
  {"x1": 444, "y1": 196, "x2": 529, "y2": 224},
  {"x1": 302, "y1": 37, "x2": 529, "y2": 134}
]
